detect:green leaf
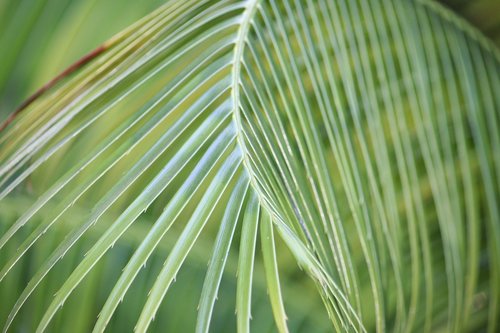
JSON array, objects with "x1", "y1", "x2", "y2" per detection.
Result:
[
  {"x1": 260, "y1": 210, "x2": 288, "y2": 333},
  {"x1": 236, "y1": 190, "x2": 259, "y2": 333},
  {"x1": 1, "y1": 0, "x2": 499, "y2": 332},
  {"x1": 196, "y1": 176, "x2": 249, "y2": 333}
]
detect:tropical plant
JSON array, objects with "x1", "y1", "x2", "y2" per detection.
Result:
[{"x1": 1, "y1": 0, "x2": 499, "y2": 332}]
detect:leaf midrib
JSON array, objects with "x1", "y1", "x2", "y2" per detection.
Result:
[{"x1": 231, "y1": 0, "x2": 261, "y2": 186}]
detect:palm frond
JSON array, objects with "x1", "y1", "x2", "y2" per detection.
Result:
[{"x1": 1, "y1": 0, "x2": 499, "y2": 332}]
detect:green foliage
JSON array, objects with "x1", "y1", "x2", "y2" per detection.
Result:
[{"x1": 0, "y1": 0, "x2": 499, "y2": 332}]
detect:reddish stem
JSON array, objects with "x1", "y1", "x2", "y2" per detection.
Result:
[{"x1": 0, "y1": 44, "x2": 108, "y2": 132}]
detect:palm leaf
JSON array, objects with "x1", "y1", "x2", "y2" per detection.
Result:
[{"x1": 1, "y1": 0, "x2": 499, "y2": 332}]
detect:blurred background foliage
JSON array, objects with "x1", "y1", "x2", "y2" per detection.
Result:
[
  {"x1": 0, "y1": 0, "x2": 499, "y2": 332},
  {"x1": 0, "y1": 0, "x2": 166, "y2": 119},
  {"x1": 440, "y1": 0, "x2": 500, "y2": 45}
]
